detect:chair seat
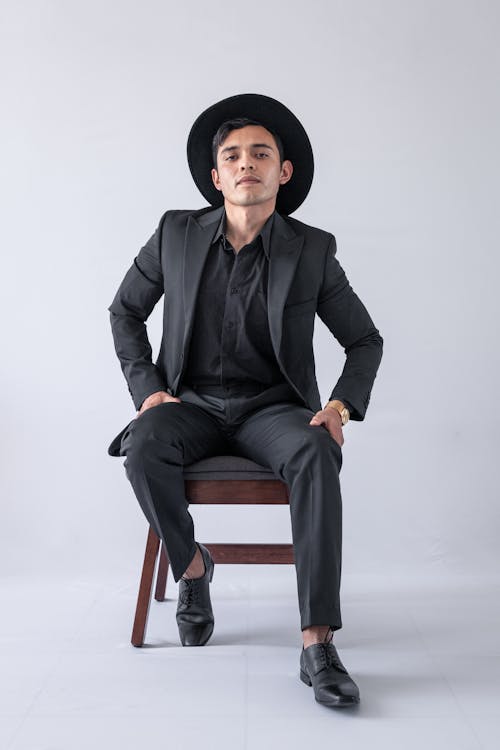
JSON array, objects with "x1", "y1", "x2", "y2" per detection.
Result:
[{"x1": 183, "y1": 454, "x2": 278, "y2": 481}]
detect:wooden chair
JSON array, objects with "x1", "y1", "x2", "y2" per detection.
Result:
[{"x1": 131, "y1": 454, "x2": 294, "y2": 647}]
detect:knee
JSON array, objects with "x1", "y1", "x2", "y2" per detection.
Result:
[
  {"x1": 311, "y1": 426, "x2": 343, "y2": 468},
  {"x1": 303, "y1": 425, "x2": 341, "y2": 457},
  {"x1": 123, "y1": 409, "x2": 181, "y2": 469},
  {"x1": 282, "y1": 426, "x2": 341, "y2": 475}
]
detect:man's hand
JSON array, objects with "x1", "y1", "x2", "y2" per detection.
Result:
[
  {"x1": 309, "y1": 407, "x2": 344, "y2": 448},
  {"x1": 136, "y1": 390, "x2": 182, "y2": 417}
]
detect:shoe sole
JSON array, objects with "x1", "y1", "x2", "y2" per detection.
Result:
[{"x1": 299, "y1": 668, "x2": 360, "y2": 707}]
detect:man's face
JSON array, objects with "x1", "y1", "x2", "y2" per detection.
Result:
[{"x1": 211, "y1": 125, "x2": 293, "y2": 209}]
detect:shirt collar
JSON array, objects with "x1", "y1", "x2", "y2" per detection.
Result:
[{"x1": 211, "y1": 208, "x2": 275, "y2": 259}]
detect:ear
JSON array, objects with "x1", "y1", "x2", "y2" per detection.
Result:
[
  {"x1": 279, "y1": 159, "x2": 293, "y2": 186},
  {"x1": 211, "y1": 167, "x2": 222, "y2": 191}
]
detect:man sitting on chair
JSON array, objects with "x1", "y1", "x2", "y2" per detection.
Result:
[{"x1": 107, "y1": 93, "x2": 383, "y2": 709}]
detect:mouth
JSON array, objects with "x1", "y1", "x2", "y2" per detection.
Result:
[{"x1": 238, "y1": 178, "x2": 260, "y2": 185}]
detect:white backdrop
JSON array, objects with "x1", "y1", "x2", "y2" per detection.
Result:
[{"x1": 1, "y1": 0, "x2": 498, "y2": 585}]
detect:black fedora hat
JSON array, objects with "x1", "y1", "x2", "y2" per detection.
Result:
[{"x1": 187, "y1": 93, "x2": 314, "y2": 216}]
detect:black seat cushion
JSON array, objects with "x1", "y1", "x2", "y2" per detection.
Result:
[{"x1": 183, "y1": 454, "x2": 279, "y2": 481}]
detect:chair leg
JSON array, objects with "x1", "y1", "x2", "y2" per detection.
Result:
[
  {"x1": 131, "y1": 526, "x2": 160, "y2": 647},
  {"x1": 154, "y1": 542, "x2": 169, "y2": 601}
]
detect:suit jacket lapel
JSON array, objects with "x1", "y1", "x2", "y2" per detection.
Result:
[
  {"x1": 181, "y1": 206, "x2": 225, "y2": 363},
  {"x1": 267, "y1": 211, "x2": 304, "y2": 356}
]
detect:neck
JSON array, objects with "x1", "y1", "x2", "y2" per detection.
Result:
[{"x1": 223, "y1": 200, "x2": 275, "y2": 252}]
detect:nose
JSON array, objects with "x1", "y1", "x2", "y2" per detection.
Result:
[{"x1": 238, "y1": 151, "x2": 256, "y2": 170}]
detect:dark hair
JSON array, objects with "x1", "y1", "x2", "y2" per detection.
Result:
[{"x1": 211, "y1": 117, "x2": 285, "y2": 168}]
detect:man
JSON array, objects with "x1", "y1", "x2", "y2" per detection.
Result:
[{"x1": 107, "y1": 93, "x2": 383, "y2": 709}]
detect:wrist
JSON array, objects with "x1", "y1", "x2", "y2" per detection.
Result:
[{"x1": 324, "y1": 400, "x2": 350, "y2": 426}]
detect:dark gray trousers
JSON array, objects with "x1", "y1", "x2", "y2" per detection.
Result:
[{"x1": 118, "y1": 384, "x2": 344, "y2": 632}]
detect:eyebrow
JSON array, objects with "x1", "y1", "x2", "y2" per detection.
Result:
[{"x1": 220, "y1": 143, "x2": 275, "y2": 154}]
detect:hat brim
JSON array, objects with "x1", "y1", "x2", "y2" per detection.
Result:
[{"x1": 187, "y1": 93, "x2": 314, "y2": 216}]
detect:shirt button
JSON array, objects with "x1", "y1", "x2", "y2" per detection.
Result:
[
  {"x1": 227, "y1": 321, "x2": 234, "y2": 328},
  {"x1": 230, "y1": 287, "x2": 239, "y2": 294}
]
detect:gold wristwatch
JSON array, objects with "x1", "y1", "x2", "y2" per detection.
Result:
[{"x1": 325, "y1": 399, "x2": 350, "y2": 426}]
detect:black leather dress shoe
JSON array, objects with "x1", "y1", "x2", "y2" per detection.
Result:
[
  {"x1": 300, "y1": 641, "x2": 360, "y2": 707},
  {"x1": 176, "y1": 542, "x2": 215, "y2": 646}
]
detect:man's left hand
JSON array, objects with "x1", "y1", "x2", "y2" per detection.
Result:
[{"x1": 309, "y1": 407, "x2": 344, "y2": 448}]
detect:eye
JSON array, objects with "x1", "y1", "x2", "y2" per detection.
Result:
[
  {"x1": 225, "y1": 155, "x2": 237, "y2": 161},
  {"x1": 256, "y1": 152, "x2": 269, "y2": 158}
]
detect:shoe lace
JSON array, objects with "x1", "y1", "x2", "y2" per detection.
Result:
[
  {"x1": 179, "y1": 577, "x2": 202, "y2": 607},
  {"x1": 317, "y1": 641, "x2": 348, "y2": 674}
]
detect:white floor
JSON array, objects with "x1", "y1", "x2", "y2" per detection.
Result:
[{"x1": 1, "y1": 567, "x2": 499, "y2": 750}]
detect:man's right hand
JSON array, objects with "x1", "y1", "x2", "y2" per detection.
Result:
[{"x1": 136, "y1": 390, "x2": 181, "y2": 417}]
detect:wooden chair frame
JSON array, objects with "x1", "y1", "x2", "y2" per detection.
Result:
[{"x1": 131, "y1": 473, "x2": 293, "y2": 647}]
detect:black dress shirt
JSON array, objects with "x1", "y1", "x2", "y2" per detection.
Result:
[{"x1": 182, "y1": 208, "x2": 293, "y2": 396}]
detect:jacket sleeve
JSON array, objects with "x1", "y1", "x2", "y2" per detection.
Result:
[
  {"x1": 317, "y1": 234, "x2": 383, "y2": 421},
  {"x1": 108, "y1": 212, "x2": 169, "y2": 411}
]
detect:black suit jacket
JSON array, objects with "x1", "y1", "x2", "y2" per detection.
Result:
[{"x1": 107, "y1": 205, "x2": 383, "y2": 455}]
